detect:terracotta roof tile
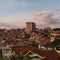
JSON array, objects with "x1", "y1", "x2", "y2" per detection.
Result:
[{"x1": 11, "y1": 45, "x2": 60, "y2": 60}]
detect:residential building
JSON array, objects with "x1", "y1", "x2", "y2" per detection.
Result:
[{"x1": 26, "y1": 22, "x2": 36, "y2": 33}]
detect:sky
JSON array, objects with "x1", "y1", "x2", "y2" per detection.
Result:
[{"x1": 0, "y1": 0, "x2": 60, "y2": 29}]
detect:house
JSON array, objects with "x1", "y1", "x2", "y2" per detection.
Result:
[
  {"x1": 11, "y1": 46, "x2": 45, "y2": 60},
  {"x1": 41, "y1": 50, "x2": 60, "y2": 60},
  {"x1": 11, "y1": 45, "x2": 60, "y2": 60},
  {"x1": 2, "y1": 47, "x2": 12, "y2": 58},
  {"x1": 24, "y1": 51, "x2": 44, "y2": 60}
]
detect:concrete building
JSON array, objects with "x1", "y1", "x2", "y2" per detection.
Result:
[
  {"x1": 26, "y1": 22, "x2": 36, "y2": 33},
  {"x1": 50, "y1": 28, "x2": 60, "y2": 42}
]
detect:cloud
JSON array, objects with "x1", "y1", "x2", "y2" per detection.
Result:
[
  {"x1": 0, "y1": 22, "x2": 18, "y2": 29},
  {"x1": 32, "y1": 11, "x2": 49, "y2": 16},
  {"x1": 0, "y1": 10, "x2": 60, "y2": 29},
  {"x1": 31, "y1": 10, "x2": 60, "y2": 28},
  {"x1": 43, "y1": 13, "x2": 57, "y2": 24},
  {"x1": 54, "y1": 8, "x2": 60, "y2": 12},
  {"x1": 0, "y1": 15, "x2": 27, "y2": 29}
]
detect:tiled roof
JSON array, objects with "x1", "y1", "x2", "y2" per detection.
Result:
[
  {"x1": 11, "y1": 46, "x2": 42, "y2": 55},
  {"x1": 11, "y1": 45, "x2": 60, "y2": 60},
  {"x1": 40, "y1": 38, "x2": 50, "y2": 44},
  {"x1": 41, "y1": 50, "x2": 60, "y2": 60}
]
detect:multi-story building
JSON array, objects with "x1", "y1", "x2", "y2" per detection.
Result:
[
  {"x1": 50, "y1": 28, "x2": 60, "y2": 42},
  {"x1": 26, "y1": 22, "x2": 36, "y2": 33}
]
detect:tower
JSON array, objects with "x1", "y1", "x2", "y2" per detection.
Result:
[{"x1": 26, "y1": 22, "x2": 36, "y2": 33}]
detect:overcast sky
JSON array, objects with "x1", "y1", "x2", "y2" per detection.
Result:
[{"x1": 0, "y1": 0, "x2": 60, "y2": 29}]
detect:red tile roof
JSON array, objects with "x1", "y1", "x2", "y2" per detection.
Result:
[
  {"x1": 41, "y1": 50, "x2": 60, "y2": 60},
  {"x1": 40, "y1": 38, "x2": 50, "y2": 44},
  {"x1": 11, "y1": 45, "x2": 60, "y2": 60}
]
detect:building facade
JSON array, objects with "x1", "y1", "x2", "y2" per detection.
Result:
[{"x1": 26, "y1": 22, "x2": 36, "y2": 33}]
